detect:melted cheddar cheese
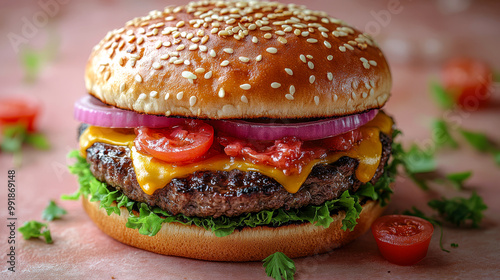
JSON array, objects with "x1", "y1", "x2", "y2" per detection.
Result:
[{"x1": 79, "y1": 112, "x2": 393, "y2": 195}]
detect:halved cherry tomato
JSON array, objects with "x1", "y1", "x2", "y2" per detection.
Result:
[
  {"x1": 134, "y1": 120, "x2": 214, "y2": 163},
  {"x1": 371, "y1": 215, "x2": 434, "y2": 266},
  {"x1": 0, "y1": 96, "x2": 40, "y2": 132},
  {"x1": 442, "y1": 57, "x2": 493, "y2": 109}
]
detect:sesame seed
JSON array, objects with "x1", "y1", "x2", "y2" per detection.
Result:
[
  {"x1": 284, "y1": 26, "x2": 292, "y2": 32},
  {"x1": 333, "y1": 94, "x2": 338, "y2": 101},
  {"x1": 189, "y1": 96, "x2": 197, "y2": 107},
  {"x1": 285, "y1": 94, "x2": 294, "y2": 100},
  {"x1": 275, "y1": 31, "x2": 285, "y2": 35},
  {"x1": 204, "y1": 71, "x2": 213, "y2": 79},
  {"x1": 211, "y1": 28, "x2": 219, "y2": 34},
  {"x1": 260, "y1": 26, "x2": 272, "y2": 31},
  {"x1": 135, "y1": 74, "x2": 143, "y2": 83},
  {"x1": 271, "y1": 82, "x2": 281, "y2": 88},
  {"x1": 308, "y1": 61, "x2": 314, "y2": 69},
  {"x1": 184, "y1": 60, "x2": 191, "y2": 66},
  {"x1": 155, "y1": 41, "x2": 162, "y2": 49},
  {"x1": 339, "y1": 46, "x2": 346, "y2": 52},
  {"x1": 240, "y1": 84, "x2": 251, "y2": 90},
  {"x1": 176, "y1": 92, "x2": 184, "y2": 100},
  {"x1": 165, "y1": 16, "x2": 175, "y2": 21},
  {"x1": 252, "y1": 36, "x2": 259, "y2": 43},
  {"x1": 362, "y1": 92, "x2": 368, "y2": 98},
  {"x1": 256, "y1": 55, "x2": 262, "y2": 62},
  {"x1": 199, "y1": 45, "x2": 208, "y2": 52},
  {"x1": 327, "y1": 55, "x2": 333, "y2": 60},
  {"x1": 327, "y1": 72, "x2": 333, "y2": 81},
  {"x1": 223, "y1": 48, "x2": 234, "y2": 54},
  {"x1": 370, "y1": 88, "x2": 375, "y2": 96},
  {"x1": 344, "y1": 44, "x2": 354, "y2": 51},
  {"x1": 138, "y1": 93, "x2": 147, "y2": 100},
  {"x1": 176, "y1": 44, "x2": 185, "y2": 51},
  {"x1": 301, "y1": 31, "x2": 309, "y2": 37},
  {"x1": 306, "y1": 55, "x2": 313, "y2": 59},
  {"x1": 318, "y1": 27, "x2": 329, "y2": 32},
  {"x1": 277, "y1": 37, "x2": 287, "y2": 44},
  {"x1": 363, "y1": 62, "x2": 370, "y2": 69},
  {"x1": 104, "y1": 72, "x2": 110, "y2": 81},
  {"x1": 266, "y1": 47, "x2": 278, "y2": 54},
  {"x1": 239, "y1": 56, "x2": 250, "y2": 62},
  {"x1": 285, "y1": 68, "x2": 293, "y2": 75},
  {"x1": 294, "y1": 29, "x2": 301, "y2": 36},
  {"x1": 209, "y1": 49, "x2": 216, "y2": 57},
  {"x1": 352, "y1": 92, "x2": 357, "y2": 99},
  {"x1": 119, "y1": 83, "x2": 126, "y2": 92},
  {"x1": 176, "y1": 21, "x2": 185, "y2": 28},
  {"x1": 360, "y1": 57, "x2": 368, "y2": 63},
  {"x1": 182, "y1": 71, "x2": 197, "y2": 80},
  {"x1": 218, "y1": 88, "x2": 225, "y2": 98},
  {"x1": 241, "y1": 95, "x2": 248, "y2": 103},
  {"x1": 221, "y1": 60, "x2": 230, "y2": 67},
  {"x1": 163, "y1": 41, "x2": 171, "y2": 47},
  {"x1": 309, "y1": 75, "x2": 315, "y2": 84},
  {"x1": 323, "y1": 41, "x2": 331, "y2": 48},
  {"x1": 352, "y1": 80, "x2": 359, "y2": 90},
  {"x1": 365, "y1": 82, "x2": 371, "y2": 89},
  {"x1": 370, "y1": 80, "x2": 375, "y2": 87},
  {"x1": 98, "y1": 65, "x2": 105, "y2": 73},
  {"x1": 307, "y1": 38, "x2": 318, "y2": 43},
  {"x1": 189, "y1": 44, "x2": 198, "y2": 51},
  {"x1": 150, "y1": 91, "x2": 158, "y2": 98},
  {"x1": 152, "y1": 62, "x2": 162, "y2": 70},
  {"x1": 248, "y1": 24, "x2": 257, "y2": 30},
  {"x1": 289, "y1": 85, "x2": 296, "y2": 95},
  {"x1": 369, "y1": 60, "x2": 377, "y2": 66},
  {"x1": 201, "y1": 35, "x2": 209, "y2": 44},
  {"x1": 314, "y1": 96, "x2": 320, "y2": 105},
  {"x1": 299, "y1": 54, "x2": 306, "y2": 63},
  {"x1": 195, "y1": 68, "x2": 205, "y2": 73},
  {"x1": 164, "y1": 93, "x2": 170, "y2": 100}
]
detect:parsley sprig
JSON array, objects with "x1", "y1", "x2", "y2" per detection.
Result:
[
  {"x1": 18, "y1": 221, "x2": 53, "y2": 244},
  {"x1": 263, "y1": 252, "x2": 296, "y2": 280},
  {"x1": 42, "y1": 200, "x2": 67, "y2": 221}
]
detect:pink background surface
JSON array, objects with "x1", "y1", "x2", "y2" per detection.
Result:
[{"x1": 1, "y1": 0, "x2": 500, "y2": 279}]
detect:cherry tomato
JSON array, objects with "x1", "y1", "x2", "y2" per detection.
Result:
[
  {"x1": 371, "y1": 215, "x2": 434, "y2": 266},
  {"x1": 134, "y1": 120, "x2": 214, "y2": 163},
  {"x1": 0, "y1": 96, "x2": 40, "y2": 132},
  {"x1": 442, "y1": 57, "x2": 493, "y2": 109}
]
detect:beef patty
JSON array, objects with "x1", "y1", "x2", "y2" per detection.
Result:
[{"x1": 85, "y1": 133, "x2": 392, "y2": 218}]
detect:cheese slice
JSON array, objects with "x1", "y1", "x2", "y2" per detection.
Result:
[{"x1": 79, "y1": 112, "x2": 393, "y2": 195}]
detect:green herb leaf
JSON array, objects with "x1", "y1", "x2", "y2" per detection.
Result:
[
  {"x1": 430, "y1": 81, "x2": 454, "y2": 110},
  {"x1": 428, "y1": 192, "x2": 487, "y2": 228},
  {"x1": 262, "y1": 252, "x2": 296, "y2": 280},
  {"x1": 460, "y1": 129, "x2": 492, "y2": 153},
  {"x1": 1, "y1": 125, "x2": 27, "y2": 153},
  {"x1": 25, "y1": 133, "x2": 50, "y2": 150},
  {"x1": 42, "y1": 200, "x2": 67, "y2": 221},
  {"x1": 432, "y1": 119, "x2": 458, "y2": 149},
  {"x1": 18, "y1": 220, "x2": 53, "y2": 244},
  {"x1": 445, "y1": 171, "x2": 472, "y2": 190},
  {"x1": 451, "y1": 243, "x2": 459, "y2": 248},
  {"x1": 402, "y1": 144, "x2": 437, "y2": 174}
]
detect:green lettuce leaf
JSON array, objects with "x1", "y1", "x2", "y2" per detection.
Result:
[{"x1": 64, "y1": 146, "x2": 396, "y2": 237}]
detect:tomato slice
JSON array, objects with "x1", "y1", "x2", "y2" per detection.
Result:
[
  {"x1": 371, "y1": 215, "x2": 434, "y2": 266},
  {"x1": 0, "y1": 96, "x2": 40, "y2": 132},
  {"x1": 317, "y1": 129, "x2": 362, "y2": 151},
  {"x1": 134, "y1": 120, "x2": 214, "y2": 163},
  {"x1": 442, "y1": 57, "x2": 493, "y2": 109}
]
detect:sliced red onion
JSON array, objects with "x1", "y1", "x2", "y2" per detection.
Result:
[
  {"x1": 74, "y1": 96, "x2": 185, "y2": 128},
  {"x1": 210, "y1": 110, "x2": 379, "y2": 141}
]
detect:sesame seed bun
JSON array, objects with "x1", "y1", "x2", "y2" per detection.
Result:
[
  {"x1": 82, "y1": 192, "x2": 387, "y2": 261},
  {"x1": 85, "y1": 1, "x2": 391, "y2": 119}
]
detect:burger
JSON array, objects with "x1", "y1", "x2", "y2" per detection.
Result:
[{"x1": 69, "y1": 0, "x2": 396, "y2": 261}]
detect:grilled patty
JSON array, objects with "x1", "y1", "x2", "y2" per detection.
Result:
[{"x1": 84, "y1": 132, "x2": 392, "y2": 218}]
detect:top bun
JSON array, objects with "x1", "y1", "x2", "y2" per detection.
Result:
[{"x1": 85, "y1": 0, "x2": 391, "y2": 119}]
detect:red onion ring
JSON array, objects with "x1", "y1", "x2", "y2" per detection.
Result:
[
  {"x1": 74, "y1": 95, "x2": 378, "y2": 140},
  {"x1": 74, "y1": 96, "x2": 185, "y2": 128},
  {"x1": 210, "y1": 109, "x2": 378, "y2": 141}
]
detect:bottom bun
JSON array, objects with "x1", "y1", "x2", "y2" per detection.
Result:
[{"x1": 82, "y1": 194, "x2": 387, "y2": 262}]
